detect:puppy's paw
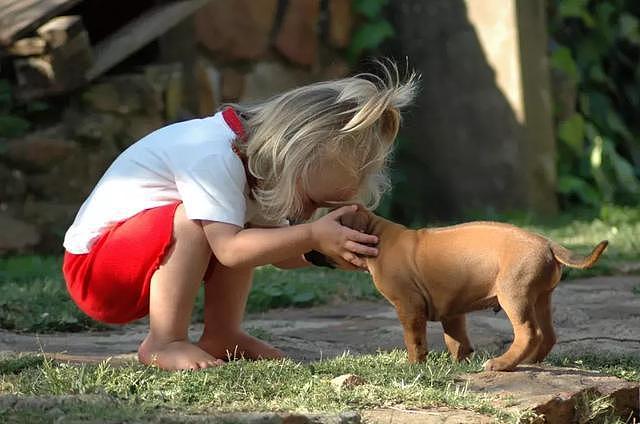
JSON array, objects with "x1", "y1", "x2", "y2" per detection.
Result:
[
  {"x1": 451, "y1": 347, "x2": 474, "y2": 362},
  {"x1": 483, "y1": 358, "x2": 514, "y2": 372}
]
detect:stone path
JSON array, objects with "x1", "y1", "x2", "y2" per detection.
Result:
[
  {"x1": 2, "y1": 275, "x2": 639, "y2": 361},
  {"x1": 1, "y1": 275, "x2": 639, "y2": 423}
]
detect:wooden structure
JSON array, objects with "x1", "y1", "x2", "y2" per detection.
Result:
[{"x1": 0, "y1": 0, "x2": 210, "y2": 100}]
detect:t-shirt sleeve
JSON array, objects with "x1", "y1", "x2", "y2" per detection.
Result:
[{"x1": 174, "y1": 153, "x2": 246, "y2": 226}]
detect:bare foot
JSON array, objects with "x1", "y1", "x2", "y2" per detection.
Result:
[
  {"x1": 138, "y1": 335, "x2": 224, "y2": 370},
  {"x1": 197, "y1": 331, "x2": 284, "y2": 361}
]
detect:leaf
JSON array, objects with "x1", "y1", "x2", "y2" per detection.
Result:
[
  {"x1": 551, "y1": 46, "x2": 579, "y2": 81},
  {"x1": 603, "y1": 140, "x2": 640, "y2": 195},
  {"x1": 588, "y1": 64, "x2": 605, "y2": 83},
  {"x1": 594, "y1": 2, "x2": 616, "y2": 26},
  {"x1": 0, "y1": 114, "x2": 30, "y2": 138},
  {"x1": 557, "y1": 0, "x2": 594, "y2": 27},
  {"x1": 579, "y1": 91, "x2": 610, "y2": 126},
  {"x1": 557, "y1": 175, "x2": 601, "y2": 206},
  {"x1": 353, "y1": 0, "x2": 389, "y2": 19},
  {"x1": 619, "y1": 13, "x2": 640, "y2": 45},
  {"x1": 558, "y1": 113, "x2": 585, "y2": 155},
  {"x1": 606, "y1": 110, "x2": 633, "y2": 141},
  {"x1": 347, "y1": 19, "x2": 394, "y2": 62},
  {"x1": 575, "y1": 38, "x2": 608, "y2": 67}
]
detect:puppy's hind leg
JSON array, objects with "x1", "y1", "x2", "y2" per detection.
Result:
[
  {"x1": 484, "y1": 289, "x2": 542, "y2": 371},
  {"x1": 441, "y1": 315, "x2": 474, "y2": 361},
  {"x1": 526, "y1": 291, "x2": 556, "y2": 363}
]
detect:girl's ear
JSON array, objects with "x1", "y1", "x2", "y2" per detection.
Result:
[{"x1": 380, "y1": 108, "x2": 400, "y2": 145}]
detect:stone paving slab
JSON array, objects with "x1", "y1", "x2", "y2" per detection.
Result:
[
  {"x1": 3, "y1": 276, "x2": 637, "y2": 363},
  {"x1": 461, "y1": 365, "x2": 639, "y2": 423}
]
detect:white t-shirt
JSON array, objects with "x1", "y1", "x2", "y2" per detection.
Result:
[{"x1": 63, "y1": 108, "x2": 282, "y2": 254}]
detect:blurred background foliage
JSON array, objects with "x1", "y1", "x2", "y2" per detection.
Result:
[
  {"x1": 549, "y1": 0, "x2": 640, "y2": 209},
  {"x1": 352, "y1": 0, "x2": 640, "y2": 216}
]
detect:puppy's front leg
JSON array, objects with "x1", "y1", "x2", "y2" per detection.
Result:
[
  {"x1": 395, "y1": 298, "x2": 428, "y2": 363},
  {"x1": 441, "y1": 315, "x2": 474, "y2": 361}
]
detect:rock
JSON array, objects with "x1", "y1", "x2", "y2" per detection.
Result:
[
  {"x1": 7, "y1": 37, "x2": 48, "y2": 56},
  {"x1": 22, "y1": 200, "x2": 79, "y2": 252},
  {"x1": 28, "y1": 142, "x2": 118, "y2": 203},
  {"x1": 241, "y1": 62, "x2": 316, "y2": 103},
  {"x1": 362, "y1": 407, "x2": 494, "y2": 424},
  {"x1": 331, "y1": 374, "x2": 365, "y2": 390},
  {"x1": 68, "y1": 112, "x2": 124, "y2": 146},
  {"x1": 143, "y1": 63, "x2": 184, "y2": 121},
  {"x1": 221, "y1": 67, "x2": 245, "y2": 102},
  {"x1": 1, "y1": 126, "x2": 78, "y2": 171},
  {"x1": 195, "y1": 0, "x2": 278, "y2": 61},
  {"x1": 152, "y1": 411, "x2": 361, "y2": 423},
  {"x1": 460, "y1": 365, "x2": 640, "y2": 423},
  {"x1": 328, "y1": 0, "x2": 353, "y2": 48},
  {"x1": 81, "y1": 75, "x2": 162, "y2": 115},
  {"x1": 275, "y1": 0, "x2": 321, "y2": 66},
  {"x1": 0, "y1": 211, "x2": 40, "y2": 253},
  {"x1": 195, "y1": 59, "x2": 219, "y2": 117},
  {"x1": 22, "y1": 200, "x2": 77, "y2": 228},
  {"x1": 36, "y1": 16, "x2": 85, "y2": 50},
  {"x1": 121, "y1": 114, "x2": 163, "y2": 148},
  {"x1": 322, "y1": 60, "x2": 351, "y2": 80},
  {"x1": 0, "y1": 164, "x2": 27, "y2": 201}
]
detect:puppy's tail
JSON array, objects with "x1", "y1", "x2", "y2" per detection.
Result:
[{"x1": 550, "y1": 240, "x2": 608, "y2": 269}]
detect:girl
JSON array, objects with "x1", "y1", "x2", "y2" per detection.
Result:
[{"x1": 62, "y1": 61, "x2": 418, "y2": 371}]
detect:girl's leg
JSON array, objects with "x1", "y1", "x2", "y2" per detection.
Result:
[
  {"x1": 138, "y1": 204, "x2": 223, "y2": 370},
  {"x1": 196, "y1": 260, "x2": 284, "y2": 360}
]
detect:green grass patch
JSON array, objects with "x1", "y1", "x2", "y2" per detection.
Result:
[
  {"x1": 0, "y1": 256, "x2": 106, "y2": 333},
  {"x1": 0, "y1": 350, "x2": 524, "y2": 423},
  {"x1": 0, "y1": 256, "x2": 378, "y2": 333},
  {"x1": 547, "y1": 352, "x2": 640, "y2": 382}
]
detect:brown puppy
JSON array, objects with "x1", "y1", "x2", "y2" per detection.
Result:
[{"x1": 341, "y1": 210, "x2": 608, "y2": 371}]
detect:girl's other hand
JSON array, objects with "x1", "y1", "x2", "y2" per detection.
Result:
[{"x1": 309, "y1": 205, "x2": 378, "y2": 270}]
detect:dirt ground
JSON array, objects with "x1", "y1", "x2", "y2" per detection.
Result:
[{"x1": 1, "y1": 275, "x2": 639, "y2": 364}]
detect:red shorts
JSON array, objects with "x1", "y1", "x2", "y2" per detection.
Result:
[{"x1": 63, "y1": 202, "x2": 188, "y2": 324}]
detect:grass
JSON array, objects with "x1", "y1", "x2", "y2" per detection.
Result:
[
  {"x1": 0, "y1": 350, "x2": 522, "y2": 423},
  {"x1": 2, "y1": 351, "x2": 638, "y2": 423},
  {"x1": 547, "y1": 352, "x2": 640, "y2": 382},
  {"x1": 0, "y1": 256, "x2": 378, "y2": 333}
]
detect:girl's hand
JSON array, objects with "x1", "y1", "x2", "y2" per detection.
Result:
[{"x1": 309, "y1": 205, "x2": 378, "y2": 270}]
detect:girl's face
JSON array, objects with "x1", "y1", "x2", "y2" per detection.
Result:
[{"x1": 297, "y1": 165, "x2": 359, "y2": 221}]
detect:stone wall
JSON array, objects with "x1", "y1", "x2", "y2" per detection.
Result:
[{"x1": 0, "y1": 0, "x2": 353, "y2": 254}]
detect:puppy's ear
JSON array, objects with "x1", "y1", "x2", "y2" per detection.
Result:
[
  {"x1": 340, "y1": 209, "x2": 370, "y2": 233},
  {"x1": 380, "y1": 108, "x2": 400, "y2": 145}
]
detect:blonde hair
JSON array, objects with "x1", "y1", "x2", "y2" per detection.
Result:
[{"x1": 228, "y1": 60, "x2": 419, "y2": 221}]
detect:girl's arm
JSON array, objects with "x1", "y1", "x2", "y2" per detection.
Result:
[{"x1": 202, "y1": 205, "x2": 377, "y2": 269}]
